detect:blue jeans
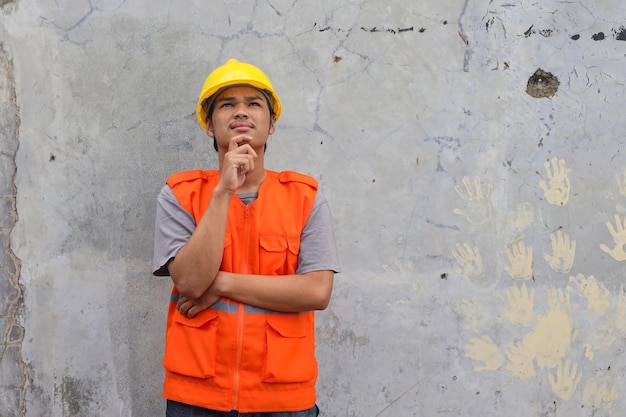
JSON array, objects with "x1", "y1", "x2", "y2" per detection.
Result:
[{"x1": 166, "y1": 400, "x2": 319, "y2": 417}]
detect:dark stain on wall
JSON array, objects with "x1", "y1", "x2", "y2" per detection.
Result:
[
  {"x1": 360, "y1": 26, "x2": 415, "y2": 34},
  {"x1": 614, "y1": 26, "x2": 626, "y2": 40},
  {"x1": 0, "y1": 0, "x2": 17, "y2": 10},
  {"x1": 514, "y1": 24, "x2": 626, "y2": 41},
  {"x1": 526, "y1": 68, "x2": 560, "y2": 99},
  {"x1": 313, "y1": 22, "x2": 439, "y2": 35},
  {"x1": 55, "y1": 375, "x2": 106, "y2": 416},
  {"x1": 592, "y1": 32, "x2": 605, "y2": 41}
]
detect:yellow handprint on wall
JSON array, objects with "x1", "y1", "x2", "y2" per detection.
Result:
[
  {"x1": 549, "y1": 359, "x2": 582, "y2": 400},
  {"x1": 539, "y1": 157, "x2": 571, "y2": 206},
  {"x1": 452, "y1": 243, "x2": 485, "y2": 284},
  {"x1": 582, "y1": 375, "x2": 618, "y2": 409},
  {"x1": 543, "y1": 230, "x2": 576, "y2": 273},
  {"x1": 464, "y1": 335, "x2": 505, "y2": 371},
  {"x1": 569, "y1": 273, "x2": 610, "y2": 315},
  {"x1": 505, "y1": 340, "x2": 536, "y2": 378},
  {"x1": 599, "y1": 214, "x2": 626, "y2": 261},
  {"x1": 523, "y1": 288, "x2": 573, "y2": 370},
  {"x1": 504, "y1": 241, "x2": 534, "y2": 281},
  {"x1": 453, "y1": 176, "x2": 493, "y2": 225},
  {"x1": 380, "y1": 258, "x2": 425, "y2": 305},
  {"x1": 454, "y1": 297, "x2": 490, "y2": 333},
  {"x1": 499, "y1": 283, "x2": 535, "y2": 326}
]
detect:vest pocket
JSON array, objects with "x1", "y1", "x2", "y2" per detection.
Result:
[
  {"x1": 263, "y1": 314, "x2": 317, "y2": 383},
  {"x1": 259, "y1": 234, "x2": 300, "y2": 275},
  {"x1": 163, "y1": 309, "x2": 219, "y2": 378}
]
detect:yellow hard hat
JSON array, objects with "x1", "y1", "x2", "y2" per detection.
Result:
[{"x1": 196, "y1": 58, "x2": 282, "y2": 129}]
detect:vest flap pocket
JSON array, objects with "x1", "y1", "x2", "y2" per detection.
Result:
[
  {"x1": 265, "y1": 314, "x2": 308, "y2": 338},
  {"x1": 260, "y1": 234, "x2": 300, "y2": 255},
  {"x1": 163, "y1": 309, "x2": 219, "y2": 378},
  {"x1": 263, "y1": 314, "x2": 316, "y2": 383},
  {"x1": 173, "y1": 308, "x2": 218, "y2": 327},
  {"x1": 260, "y1": 234, "x2": 288, "y2": 253}
]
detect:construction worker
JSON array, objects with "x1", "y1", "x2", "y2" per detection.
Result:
[{"x1": 152, "y1": 58, "x2": 341, "y2": 416}]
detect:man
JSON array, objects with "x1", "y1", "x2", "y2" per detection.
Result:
[{"x1": 153, "y1": 58, "x2": 341, "y2": 416}]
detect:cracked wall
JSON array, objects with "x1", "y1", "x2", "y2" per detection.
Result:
[
  {"x1": 2, "y1": 1, "x2": 626, "y2": 416},
  {"x1": 0, "y1": 42, "x2": 25, "y2": 417}
]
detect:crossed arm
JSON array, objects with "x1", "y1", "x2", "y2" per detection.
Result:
[
  {"x1": 166, "y1": 176, "x2": 334, "y2": 318},
  {"x1": 176, "y1": 269, "x2": 334, "y2": 318}
]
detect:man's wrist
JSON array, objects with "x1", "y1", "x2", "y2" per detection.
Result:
[
  {"x1": 214, "y1": 271, "x2": 231, "y2": 298},
  {"x1": 212, "y1": 184, "x2": 236, "y2": 199}
]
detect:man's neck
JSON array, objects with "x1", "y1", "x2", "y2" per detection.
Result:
[{"x1": 238, "y1": 167, "x2": 267, "y2": 193}]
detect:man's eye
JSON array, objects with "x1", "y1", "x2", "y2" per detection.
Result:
[{"x1": 250, "y1": 102, "x2": 261, "y2": 107}]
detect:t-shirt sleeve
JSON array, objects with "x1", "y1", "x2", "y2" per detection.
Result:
[
  {"x1": 152, "y1": 185, "x2": 196, "y2": 276},
  {"x1": 297, "y1": 189, "x2": 341, "y2": 275}
]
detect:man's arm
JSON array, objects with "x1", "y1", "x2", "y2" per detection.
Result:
[
  {"x1": 167, "y1": 186, "x2": 233, "y2": 299},
  {"x1": 177, "y1": 270, "x2": 334, "y2": 317},
  {"x1": 168, "y1": 137, "x2": 258, "y2": 299}
]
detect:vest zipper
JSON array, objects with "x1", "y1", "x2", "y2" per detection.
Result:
[{"x1": 231, "y1": 203, "x2": 251, "y2": 410}]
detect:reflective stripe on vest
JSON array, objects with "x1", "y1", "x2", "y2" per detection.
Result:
[{"x1": 170, "y1": 293, "x2": 305, "y2": 315}]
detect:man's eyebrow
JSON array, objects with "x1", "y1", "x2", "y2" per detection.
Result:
[{"x1": 217, "y1": 95, "x2": 264, "y2": 103}]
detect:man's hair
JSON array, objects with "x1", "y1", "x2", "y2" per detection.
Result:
[{"x1": 201, "y1": 87, "x2": 275, "y2": 152}]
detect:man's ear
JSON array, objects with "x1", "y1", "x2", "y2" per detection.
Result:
[
  {"x1": 268, "y1": 118, "x2": 275, "y2": 135},
  {"x1": 206, "y1": 120, "x2": 214, "y2": 138}
]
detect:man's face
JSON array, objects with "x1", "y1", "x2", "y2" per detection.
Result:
[{"x1": 206, "y1": 85, "x2": 275, "y2": 151}]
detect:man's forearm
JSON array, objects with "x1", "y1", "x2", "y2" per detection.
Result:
[{"x1": 213, "y1": 270, "x2": 334, "y2": 312}]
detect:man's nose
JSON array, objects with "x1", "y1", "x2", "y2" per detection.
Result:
[{"x1": 234, "y1": 104, "x2": 248, "y2": 117}]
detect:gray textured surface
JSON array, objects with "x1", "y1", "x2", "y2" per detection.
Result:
[{"x1": 2, "y1": 1, "x2": 626, "y2": 416}]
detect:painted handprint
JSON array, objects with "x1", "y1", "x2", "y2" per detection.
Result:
[
  {"x1": 583, "y1": 328, "x2": 616, "y2": 361},
  {"x1": 380, "y1": 258, "x2": 425, "y2": 304},
  {"x1": 599, "y1": 214, "x2": 626, "y2": 261},
  {"x1": 500, "y1": 282, "x2": 535, "y2": 326},
  {"x1": 582, "y1": 375, "x2": 617, "y2": 409},
  {"x1": 505, "y1": 340, "x2": 536, "y2": 378},
  {"x1": 543, "y1": 230, "x2": 576, "y2": 273},
  {"x1": 504, "y1": 241, "x2": 534, "y2": 280},
  {"x1": 569, "y1": 273, "x2": 610, "y2": 315},
  {"x1": 464, "y1": 334, "x2": 505, "y2": 371},
  {"x1": 522, "y1": 288, "x2": 573, "y2": 370},
  {"x1": 452, "y1": 243, "x2": 485, "y2": 284},
  {"x1": 549, "y1": 359, "x2": 582, "y2": 400},
  {"x1": 453, "y1": 176, "x2": 493, "y2": 225},
  {"x1": 539, "y1": 157, "x2": 571, "y2": 206},
  {"x1": 454, "y1": 297, "x2": 490, "y2": 333}
]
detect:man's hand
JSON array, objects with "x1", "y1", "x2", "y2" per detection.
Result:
[
  {"x1": 219, "y1": 135, "x2": 257, "y2": 192},
  {"x1": 177, "y1": 286, "x2": 221, "y2": 318}
]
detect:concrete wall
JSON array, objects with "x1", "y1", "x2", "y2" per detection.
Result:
[{"x1": 2, "y1": 0, "x2": 626, "y2": 416}]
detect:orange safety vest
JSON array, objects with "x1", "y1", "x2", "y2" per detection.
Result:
[{"x1": 162, "y1": 169, "x2": 319, "y2": 413}]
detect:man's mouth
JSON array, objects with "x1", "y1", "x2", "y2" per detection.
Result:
[{"x1": 231, "y1": 122, "x2": 253, "y2": 130}]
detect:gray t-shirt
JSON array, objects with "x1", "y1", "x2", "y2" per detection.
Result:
[{"x1": 152, "y1": 184, "x2": 341, "y2": 276}]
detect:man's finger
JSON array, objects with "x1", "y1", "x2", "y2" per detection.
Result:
[
  {"x1": 228, "y1": 135, "x2": 253, "y2": 152},
  {"x1": 228, "y1": 137, "x2": 240, "y2": 152}
]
